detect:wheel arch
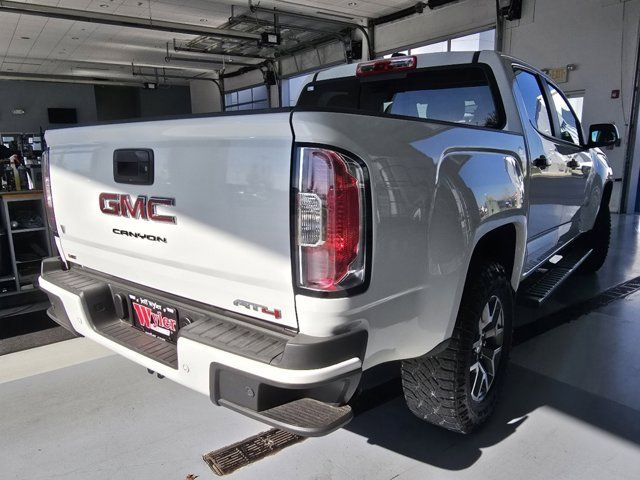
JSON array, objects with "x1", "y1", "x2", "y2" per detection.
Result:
[
  {"x1": 442, "y1": 216, "x2": 526, "y2": 341},
  {"x1": 469, "y1": 217, "x2": 527, "y2": 292}
]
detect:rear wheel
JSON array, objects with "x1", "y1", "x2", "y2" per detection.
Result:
[
  {"x1": 578, "y1": 204, "x2": 611, "y2": 274},
  {"x1": 401, "y1": 261, "x2": 513, "y2": 434}
]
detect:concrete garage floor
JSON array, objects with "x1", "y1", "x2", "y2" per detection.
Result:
[{"x1": 1, "y1": 215, "x2": 640, "y2": 480}]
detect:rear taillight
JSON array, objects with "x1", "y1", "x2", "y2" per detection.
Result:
[
  {"x1": 356, "y1": 55, "x2": 417, "y2": 77},
  {"x1": 294, "y1": 146, "x2": 368, "y2": 294},
  {"x1": 42, "y1": 148, "x2": 58, "y2": 235}
]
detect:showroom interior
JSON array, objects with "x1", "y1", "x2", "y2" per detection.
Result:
[{"x1": 1, "y1": 0, "x2": 640, "y2": 478}]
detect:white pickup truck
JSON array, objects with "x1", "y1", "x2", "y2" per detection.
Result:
[{"x1": 39, "y1": 51, "x2": 618, "y2": 436}]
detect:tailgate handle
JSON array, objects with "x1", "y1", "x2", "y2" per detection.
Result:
[{"x1": 113, "y1": 149, "x2": 154, "y2": 185}]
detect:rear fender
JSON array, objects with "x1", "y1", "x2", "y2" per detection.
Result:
[{"x1": 428, "y1": 148, "x2": 527, "y2": 338}]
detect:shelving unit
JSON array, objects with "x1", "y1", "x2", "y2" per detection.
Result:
[{"x1": 0, "y1": 191, "x2": 52, "y2": 297}]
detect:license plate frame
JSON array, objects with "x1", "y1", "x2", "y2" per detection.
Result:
[{"x1": 129, "y1": 294, "x2": 179, "y2": 343}]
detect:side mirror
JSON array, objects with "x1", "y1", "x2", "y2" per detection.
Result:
[{"x1": 587, "y1": 123, "x2": 619, "y2": 148}]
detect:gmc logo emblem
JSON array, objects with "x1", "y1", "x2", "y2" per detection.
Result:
[{"x1": 99, "y1": 193, "x2": 176, "y2": 224}]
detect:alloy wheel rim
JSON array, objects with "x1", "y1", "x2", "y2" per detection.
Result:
[{"x1": 469, "y1": 295, "x2": 505, "y2": 403}]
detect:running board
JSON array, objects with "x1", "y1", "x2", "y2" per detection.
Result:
[
  {"x1": 219, "y1": 398, "x2": 353, "y2": 437},
  {"x1": 519, "y1": 249, "x2": 593, "y2": 307}
]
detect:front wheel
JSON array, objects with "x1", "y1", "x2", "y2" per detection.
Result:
[{"x1": 401, "y1": 261, "x2": 513, "y2": 434}]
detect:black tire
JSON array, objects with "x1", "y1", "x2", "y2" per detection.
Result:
[
  {"x1": 401, "y1": 261, "x2": 513, "y2": 434},
  {"x1": 578, "y1": 204, "x2": 611, "y2": 274}
]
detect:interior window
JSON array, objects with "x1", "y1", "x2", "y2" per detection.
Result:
[
  {"x1": 513, "y1": 70, "x2": 553, "y2": 136},
  {"x1": 547, "y1": 83, "x2": 582, "y2": 146},
  {"x1": 297, "y1": 66, "x2": 503, "y2": 129}
]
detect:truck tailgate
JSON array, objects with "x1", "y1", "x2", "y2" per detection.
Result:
[{"x1": 45, "y1": 112, "x2": 297, "y2": 329}]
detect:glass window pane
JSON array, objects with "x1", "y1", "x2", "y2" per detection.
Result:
[
  {"x1": 225, "y1": 92, "x2": 237, "y2": 106},
  {"x1": 237, "y1": 88, "x2": 252, "y2": 104},
  {"x1": 252, "y1": 85, "x2": 268, "y2": 101},
  {"x1": 410, "y1": 42, "x2": 447, "y2": 54},
  {"x1": 450, "y1": 32, "x2": 480, "y2": 51},
  {"x1": 548, "y1": 84, "x2": 581, "y2": 145},
  {"x1": 478, "y1": 29, "x2": 496, "y2": 50},
  {"x1": 252, "y1": 100, "x2": 269, "y2": 110},
  {"x1": 281, "y1": 79, "x2": 291, "y2": 107},
  {"x1": 568, "y1": 95, "x2": 584, "y2": 121},
  {"x1": 514, "y1": 70, "x2": 553, "y2": 136}
]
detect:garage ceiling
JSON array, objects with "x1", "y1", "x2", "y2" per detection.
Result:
[{"x1": 0, "y1": 0, "x2": 415, "y2": 85}]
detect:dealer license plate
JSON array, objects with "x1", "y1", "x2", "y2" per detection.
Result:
[{"x1": 130, "y1": 294, "x2": 179, "y2": 342}]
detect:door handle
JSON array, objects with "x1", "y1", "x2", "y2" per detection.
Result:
[{"x1": 532, "y1": 155, "x2": 551, "y2": 169}]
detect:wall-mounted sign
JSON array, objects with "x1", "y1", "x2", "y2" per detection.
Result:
[
  {"x1": 544, "y1": 68, "x2": 569, "y2": 84},
  {"x1": 11, "y1": 108, "x2": 26, "y2": 115}
]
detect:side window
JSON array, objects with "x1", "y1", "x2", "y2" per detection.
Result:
[
  {"x1": 513, "y1": 69, "x2": 553, "y2": 136},
  {"x1": 547, "y1": 83, "x2": 582, "y2": 146}
]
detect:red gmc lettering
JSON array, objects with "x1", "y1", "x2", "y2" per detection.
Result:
[
  {"x1": 120, "y1": 195, "x2": 147, "y2": 219},
  {"x1": 98, "y1": 193, "x2": 176, "y2": 224},
  {"x1": 99, "y1": 192, "x2": 120, "y2": 215},
  {"x1": 147, "y1": 197, "x2": 176, "y2": 224}
]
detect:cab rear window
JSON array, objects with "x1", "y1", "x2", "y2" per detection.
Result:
[{"x1": 297, "y1": 65, "x2": 504, "y2": 129}]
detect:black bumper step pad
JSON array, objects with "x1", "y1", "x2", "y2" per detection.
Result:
[
  {"x1": 100, "y1": 321, "x2": 178, "y2": 368},
  {"x1": 220, "y1": 397, "x2": 353, "y2": 437},
  {"x1": 181, "y1": 318, "x2": 289, "y2": 365}
]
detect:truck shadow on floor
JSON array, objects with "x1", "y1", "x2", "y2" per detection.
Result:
[{"x1": 345, "y1": 363, "x2": 640, "y2": 471}]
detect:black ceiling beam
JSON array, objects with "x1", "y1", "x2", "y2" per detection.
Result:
[
  {"x1": 373, "y1": 1, "x2": 461, "y2": 26},
  {"x1": 373, "y1": 2, "x2": 427, "y2": 26}
]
